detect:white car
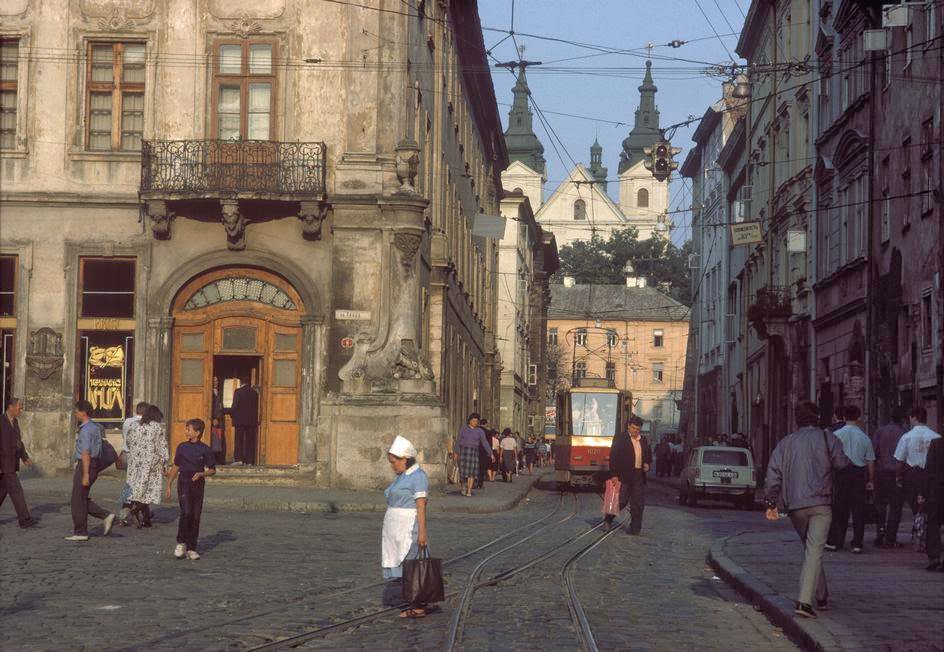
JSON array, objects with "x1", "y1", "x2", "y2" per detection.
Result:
[{"x1": 679, "y1": 446, "x2": 757, "y2": 510}]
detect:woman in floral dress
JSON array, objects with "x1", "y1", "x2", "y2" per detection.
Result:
[{"x1": 126, "y1": 404, "x2": 169, "y2": 527}]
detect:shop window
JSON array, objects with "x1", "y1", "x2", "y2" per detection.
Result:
[
  {"x1": 0, "y1": 39, "x2": 18, "y2": 149},
  {"x1": 80, "y1": 258, "x2": 135, "y2": 318},
  {"x1": 212, "y1": 41, "x2": 277, "y2": 139},
  {"x1": 0, "y1": 255, "x2": 15, "y2": 316},
  {"x1": 86, "y1": 42, "x2": 146, "y2": 151}
]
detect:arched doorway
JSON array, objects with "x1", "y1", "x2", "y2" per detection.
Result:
[{"x1": 170, "y1": 267, "x2": 305, "y2": 465}]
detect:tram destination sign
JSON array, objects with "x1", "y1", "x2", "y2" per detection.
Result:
[{"x1": 335, "y1": 309, "x2": 372, "y2": 321}]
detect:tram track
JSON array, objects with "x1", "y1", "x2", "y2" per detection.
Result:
[{"x1": 246, "y1": 492, "x2": 573, "y2": 651}]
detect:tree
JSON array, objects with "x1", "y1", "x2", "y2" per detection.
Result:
[{"x1": 553, "y1": 228, "x2": 692, "y2": 304}]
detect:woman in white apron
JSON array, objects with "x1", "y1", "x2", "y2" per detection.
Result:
[{"x1": 382, "y1": 435, "x2": 430, "y2": 619}]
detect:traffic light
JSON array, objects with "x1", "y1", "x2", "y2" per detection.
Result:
[{"x1": 644, "y1": 139, "x2": 681, "y2": 182}]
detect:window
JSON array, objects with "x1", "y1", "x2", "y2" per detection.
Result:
[
  {"x1": 573, "y1": 199, "x2": 586, "y2": 221},
  {"x1": 605, "y1": 361, "x2": 616, "y2": 381},
  {"x1": 881, "y1": 189, "x2": 891, "y2": 242},
  {"x1": 905, "y1": 25, "x2": 913, "y2": 68},
  {"x1": 924, "y1": 165, "x2": 934, "y2": 215},
  {"x1": 637, "y1": 188, "x2": 649, "y2": 208},
  {"x1": 652, "y1": 401, "x2": 663, "y2": 420},
  {"x1": 928, "y1": 1, "x2": 938, "y2": 44},
  {"x1": 923, "y1": 293, "x2": 933, "y2": 349},
  {"x1": 0, "y1": 39, "x2": 17, "y2": 149},
  {"x1": 212, "y1": 41, "x2": 277, "y2": 140},
  {"x1": 606, "y1": 330, "x2": 618, "y2": 347},
  {"x1": 575, "y1": 328, "x2": 587, "y2": 346},
  {"x1": 574, "y1": 361, "x2": 587, "y2": 379},
  {"x1": 0, "y1": 255, "x2": 15, "y2": 316},
  {"x1": 80, "y1": 258, "x2": 135, "y2": 318},
  {"x1": 653, "y1": 329, "x2": 664, "y2": 348},
  {"x1": 86, "y1": 42, "x2": 145, "y2": 151},
  {"x1": 652, "y1": 362, "x2": 664, "y2": 384},
  {"x1": 548, "y1": 327, "x2": 558, "y2": 346}
]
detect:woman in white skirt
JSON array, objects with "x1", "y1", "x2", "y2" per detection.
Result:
[{"x1": 382, "y1": 435, "x2": 430, "y2": 618}]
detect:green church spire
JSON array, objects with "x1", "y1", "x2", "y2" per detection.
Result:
[
  {"x1": 503, "y1": 66, "x2": 546, "y2": 175},
  {"x1": 588, "y1": 137, "x2": 608, "y2": 191},
  {"x1": 618, "y1": 60, "x2": 661, "y2": 174}
]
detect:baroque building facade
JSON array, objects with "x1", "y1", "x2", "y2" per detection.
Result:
[{"x1": 0, "y1": 0, "x2": 508, "y2": 488}]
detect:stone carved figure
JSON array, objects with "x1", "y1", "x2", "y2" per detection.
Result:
[
  {"x1": 221, "y1": 201, "x2": 247, "y2": 250},
  {"x1": 393, "y1": 232, "x2": 422, "y2": 269},
  {"x1": 392, "y1": 339, "x2": 434, "y2": 381},
  {"x1": 25, "y1": 327, "x2": 64, "y2": 380},
  {"x1": 147, "y1": 201, "x2": 174, "y2": 240},
  {"x1": 299, "y1": 202, "x2": 329, "y2": 241}
]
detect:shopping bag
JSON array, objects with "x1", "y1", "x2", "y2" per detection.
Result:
[
  {"x1": 603, "y1": 477, "x2": 621, "y2": 517},
  {"x1": 402, "y1": 546, "x2": 445, "y2": 605}
]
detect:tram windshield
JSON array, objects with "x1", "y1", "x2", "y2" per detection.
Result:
[{"x1": 570, "y1": 391, "x2": 618, "y2": 436}]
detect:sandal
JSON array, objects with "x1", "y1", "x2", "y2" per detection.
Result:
[{"x1": 399, "y1": 608, "x2": 426, "y2": 619}]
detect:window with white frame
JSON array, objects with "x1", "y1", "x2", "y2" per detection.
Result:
[
  {"x1": 575, "y1": 361, "x2": 587, "y2": 379},
  {"x1": 0, "y1": 39, "x2": 17, "y2": 149},
  {"x1": 575, "y1": 328, "x2": 587, "y2": 346},
  {"x1": 606, "y1": 330, "x2": 618, "y2": 347},
  {"x1": 548, "y1": 327, "x2": 558, "y2": 346},
  {"x1": 653, "y1": 329, "x2": 664, "y2": 348},
  {"x1": 652, "y1": 361, "x2": 664, "y2": 384},
  {"x1": 86, "y1": 42, "x2": 146, "y2": 151},
  {"x1": 605, "y1": 361, "x2": 616, "y2": 381}
]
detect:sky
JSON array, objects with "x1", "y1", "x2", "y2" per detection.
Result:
[{"x1": 477, "y1": 0, "x2": 751, "y2": 246}]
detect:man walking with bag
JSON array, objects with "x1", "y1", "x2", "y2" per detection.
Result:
[
  {"x1": 764, "y1": 401, "x2": 849, "y2": 619},
  {"x1": 607, "y1": 415, "x2": 652, "y2": 535},
  {"x1": 65, "y1": 400, "x2": 116, "y2": 542}
]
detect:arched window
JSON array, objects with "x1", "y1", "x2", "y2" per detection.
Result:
[
  {"x1": 637, "y1": 188, "x2": 649, "y2": 208},
  {"x1": 573, "y1": 199, "x2": 586, "y2": 220}
]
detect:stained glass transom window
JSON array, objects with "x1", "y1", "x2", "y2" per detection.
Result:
[{"x1": 183, "y1": 277, "x2": 296, "y2": 311}]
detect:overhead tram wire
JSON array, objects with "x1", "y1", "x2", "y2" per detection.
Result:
[
  {"x1": 710, "y1": 0, "x2": 740, "y2": 36},
  {"x1": 693, "y1": 0, "x2": 736, "y2": 61}
]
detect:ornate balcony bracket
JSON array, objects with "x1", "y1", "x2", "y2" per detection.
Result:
[
  {"x1": 146, "y1": 200, "x2": 175, "y2": 240},
  {"x1": 298, "y1": 200, "x2": 330, "y2": 241},
  {"x1": 221, "y1": 200, "x2": 247, "y2": 250}
]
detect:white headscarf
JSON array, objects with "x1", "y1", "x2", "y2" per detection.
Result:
[{"x1": 388, "y1": 435, "x2": 417, "y2": 459}]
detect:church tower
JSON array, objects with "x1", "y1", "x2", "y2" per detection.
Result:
[
  {"x1": 501, "y1": 65, "x2": 546, "y2": 211},
  {"x1": 588, "y1": 138, "x2": 608, "y2": 192},
  {"x1": 618, "y1": 61, "x2": 669, "y2": 239}
]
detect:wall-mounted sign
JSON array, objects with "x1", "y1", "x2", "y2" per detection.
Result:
[
  {"x1": 730, "y1": 222, "x2": 763, "y2": 246},
  {"x1": 335, "y1": 309, "x2": 371, "y2": 321},
  {"x1": 340, "y1": 337, "x2": 355, "y2": 349}
]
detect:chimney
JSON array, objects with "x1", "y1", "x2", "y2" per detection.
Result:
[{"x1": 563, "y1": 276, "x2": 576, "y2": 288}]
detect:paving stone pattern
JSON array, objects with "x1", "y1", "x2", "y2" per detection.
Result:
[{"x1": 2, "y1": 481, "x2": 795, "y2": 651}]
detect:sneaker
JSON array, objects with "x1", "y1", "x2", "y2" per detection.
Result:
[
  {"x1": 174, "y1": 543, "x2": 186, "y2": 559},
  {"x1": 794, "y1": 602, "x2": 817, "y2": 619},
  {"x1": 186, "y1": 550, "x2": 201, "y2": 560},
  {"x1": 824, "y1": 544, "x2": 839, "y2": 551},
  {"x1": 102, "y1": 513, "x2": 116, "y2": 536},
  {"x1": 64, "y1": 534, "x2": 89, "y2": 541},
  {"x1": 851, "y1": 546, "x2": 863, "y2": 554}
]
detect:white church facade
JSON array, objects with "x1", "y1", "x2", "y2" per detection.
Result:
[{"x1": 501, "y1": 61, "x2": 671, "y2": 250}]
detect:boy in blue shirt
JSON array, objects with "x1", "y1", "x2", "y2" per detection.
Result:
[
  {"x1": 165, "y1": 418, "x2": 216, "y2": 560},
  {"x1": 65, "y1": 400, "x2": 116, "y2": 541}
]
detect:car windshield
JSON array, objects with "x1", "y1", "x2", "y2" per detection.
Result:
[
  {"x1": 571, "y1": 391, "x2": 618, "y2": 436},
  {"x1": 702, "y1": 450, "x2": 749, "y2": 466}
]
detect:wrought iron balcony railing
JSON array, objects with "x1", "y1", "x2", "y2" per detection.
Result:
[
  {"x1": 141, "y1": 139, "x2": 326, "y2": 198},
  {"x1": 747, "y1": 285, "x2": 793, "y2": 327}
]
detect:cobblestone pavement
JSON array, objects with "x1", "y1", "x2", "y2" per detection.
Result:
[{"x1": 1, "y1": 480, "x2": 796, "y2": 651}]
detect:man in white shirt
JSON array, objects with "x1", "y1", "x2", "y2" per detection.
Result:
[
  {"x1": 825, "y1": 405, "x2": 875, "y2": 553},
  {"x1": 894, "y1": 406, "x2": 942, "y2": 514},
  {"x1": 499, "y1": 429, "x2": 518, "y2": 482},
  {"x1": 116, "y1": 401, "x2": 148, "y2": 524}
]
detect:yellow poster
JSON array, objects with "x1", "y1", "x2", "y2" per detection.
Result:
[{"x1": 730, "y1": 222, "x2": 763, "y2": 246}]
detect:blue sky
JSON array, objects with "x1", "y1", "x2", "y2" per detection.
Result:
[{"x1": 478, "y1": 0, "x2": 750, "y2": 245}]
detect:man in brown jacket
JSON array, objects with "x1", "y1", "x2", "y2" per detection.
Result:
[{"x1": 0, "y1": 397, "x2": 36, "y2": 528}]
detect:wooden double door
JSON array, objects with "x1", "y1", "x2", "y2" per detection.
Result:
[{"x1": 172, "y1": 315, "x2": 301, "y2": 465}]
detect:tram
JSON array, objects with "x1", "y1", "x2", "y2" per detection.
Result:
[{"x1": 553, "y1": 377, "x2": 633, "y2": 489}]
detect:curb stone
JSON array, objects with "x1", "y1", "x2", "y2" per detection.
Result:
[{"x1": 707, "y1": 532, "x2": 844, "y2": 652}]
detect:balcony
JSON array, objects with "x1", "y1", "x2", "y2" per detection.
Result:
[
  {"x1": 141, "y1": 139, "x2": 326, "y2": 199},
  {"x1": 140, "y1": 140, "x2": 328, "y2": 249},
  {"x1": 747, "y1": 285, "x2": 792, "y2": 340}
]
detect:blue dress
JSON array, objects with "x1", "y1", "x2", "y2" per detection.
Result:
[{"x1": 381, "y1": 464, "x2": 429, "y2": 579}]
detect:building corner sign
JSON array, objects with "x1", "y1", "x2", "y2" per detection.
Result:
[
  {"x1": 730, "y1": 222, "x2": 763, "y2": 246},
  {"x1": 335, "y1": 309, "x2": 372, "y2": 321}
]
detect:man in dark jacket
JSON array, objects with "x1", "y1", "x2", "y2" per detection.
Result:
[
  {"x1": 606, "y1": 415, "x2": 653, "y2": 535},
  {"x1": 925, "y1": 437, "x2": 944, "y2": 571},
  {"x1": 0, "y1": 397, "x2": 35, "y2": 527},
  {"x1": 764, "y1": 401, "x2": 850, "y2": 619},
  {"x1": 230, "y1": 377, "x2": 259, "y2": 465}
]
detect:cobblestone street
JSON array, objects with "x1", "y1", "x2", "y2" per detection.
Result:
[{"x1": 1, "y1": 480, "x2": 797, "y2": 651}]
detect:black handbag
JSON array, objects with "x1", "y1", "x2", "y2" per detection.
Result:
[{"x1": 402, "y1": 546, "x2": 444, "y2": 605}]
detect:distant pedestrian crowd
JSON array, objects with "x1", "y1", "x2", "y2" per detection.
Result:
[
  {"x1": 450, "y1": 414, "x2": 552, "y2": 497},
  {"x1": 764, "y1": 401, "x2": 942, "y2": 620}
]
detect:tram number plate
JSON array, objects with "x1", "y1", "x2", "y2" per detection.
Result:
[{"x1": 713, "y1": 469, "x2": 738, "y2": 479}]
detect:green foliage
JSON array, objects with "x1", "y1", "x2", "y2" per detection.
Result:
[{"x1": 553, "y1": 227, "x2": 692, "y2": 304}]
